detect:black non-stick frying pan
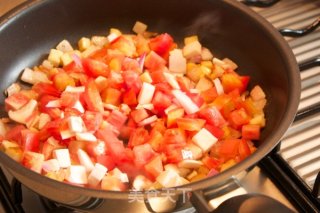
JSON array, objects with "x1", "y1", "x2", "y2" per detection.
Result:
[{"x1": 0, "y1": 0, "x2": 300, "y2": 212}]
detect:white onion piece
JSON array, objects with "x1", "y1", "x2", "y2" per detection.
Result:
[
  {"x1": 171, "y1": 90, "x2": 199, "y2": 114},
  {"x1": 138, "y1": 82, "x2": 155, "y2": 104},
  {"x1": 213, "y1": 78, "x2": 224, "y2": 95},
  {"x1": 66, "y1": 165, "x2": 88, "y2": 185},
  {"x1": 192, "y1": 128, "x2": 218, "y2": 152},
  {"x1": 88, "y1": 163, "x2": 108, "y2": 187}
]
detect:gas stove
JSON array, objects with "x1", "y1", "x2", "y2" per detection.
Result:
[{"x1": 0, "y1": 0, "x2": 319, "y2": 212}]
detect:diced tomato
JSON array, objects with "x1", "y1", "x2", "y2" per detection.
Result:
[
  {"x1": 147, "y1": 130, "x2": 164, "y2": 152},
  {"x1": 144, "y1": 155, "x2": 163, "y2": 180},
  {"x1": 5, "y1": 125, "x2": 25, "y2": 144},
  {"x1": 110, "y1": 36, "x2": 136, "y2": 57},
  {"x1": 242, "y1": 124, "x2": 260, "y2": 140},
  {"x1": 144, "y1": 51, "x2": 166, "y2": 71},
  {"x1": 69, "y1": 72, "x2": 89, "y2": 86},
  {"x1": 122, "y1": 70, "x2": 142, "y2": 94},
  {"x1": 155, "y1": 82, "x2": 173, "y2": 96},
  {"x1": 107, "y1": 71, "x2": 125, "y2": 89},
  {"x1": 221, "y1": 73, "x2": 249, "y2": 94},
  {"x1": 82, "y1": 111, "x2": 103, "y2": 132},
  {"x1": 21, "y1": 129, "x2": 39, "y2": 152},
  {"x1": 119, "y1": 126, "x2": 135, "y2": 140},
  {"x1": 205, "y1": 124, "x2": 224, "y2": 139},
  {"x1": 238, "y1": 139, "x2": 251, "y2": 160},
  {"x1": 41, "y1": 137, "x2": 63, "y2": 160},
  {"x1": 101, "y1": 175, "x2": 127, "y2": 191},
  {"x1": 39, "y1": 119, "x2": 65, "y2": 141},
  {"x1": 53, "y1": 72, "x2": 76, "y2": 92},
  {"x1": 134, "y1": 34, "x2": 150, "y2": 55},
  {"x1": 229, "y1": 108, "x2": 250, "y2": 128},
  {"x1": 212, "y1": 94, "x2": 233, "y2": 112},
  {"x1": 202, "y1": 156, "x2": 221, "y2": 170},
  {"x1": 163, "y1": 128, "x2": 186, "y2": 145},
  {"x1": 97, "y1": 155, "x2": 116, "y2": 171},
  {"x1": 128, "y1": 127, "x2": 149, "y2": 147},
  {"x1": 38, "y1": 95, "x2": 58, "y2": 113},
  {"x1": 117, "y1": 162, "x2": 140, "y2": 179},
  {"x1": 186, "y1": 91, "x2": 204, "y2": 107},
  {"x1": 84, "y1": 80, "x2": 104, "y2": 112},
  {"x1": 198, "y1": 107, "x2": 226, "y2": 128},
  {"x1": 101, "y1": 87, "x2": 122, "y2": 106},
  {"x1": 240, "y1": 98, "x2": 258, "y2": 117},
  {"x1": 164, "y1": 143, "x2": 184, "y2": 163},
  {"x1": 82, "y1": 58, "x2": 109, "y2": 78},
  {"x1": 32, "y1": 82, "x2": 61, "y2": 97},
  {"x1": 133, "y1": 143, "x2": 156, "y2": 168},
  {"x1": 89, "y1": 48, "x2": 109, "y2": 63},
  {"x1": 218, "y1": 139, "x2": 241, "y2": 160},
  {"x1": 106, "y1": 110, "x2": 128, "y2": 132},
  {"x1": 150, "y1": 119, "x2": 167, "y2": 135},
  {"x1": 5, "y1": 92, "x2": 30, "y2": 111},
  {"x1": 68, "y1": 140, "x2": 87, "y2": 155},
  {"x1": 21, "y1": 151, "x2": 44, "y2": 173},
  {"x1": 63, "y1": 61, "x2": 84, "y2": 73},
  {"x1": 152, "y1": 91, "x2": 172, "y2": 114},
  {"x1": 176, "y1": 118, "x2": 205, "y2": 131},
  {"x1": 167, "y1": 107, "x2": 184, "y2": 128},
  {"x1": 122, "y1": 57, "x2": 140, "y2": 72},
  {"x1": 240, "y1": 76, "x2": 250, "y2": 93},
  {"x1": 201, "y1": 87, "x2": 218, "y2": 103},
  {"x1": 131, "y1": 109, "x2": 149, "y2": 123},
  {"x1": 176, "y1": 76, "x2": 191, "y2": 92},
  {"x1": 149, "y1": 33, "x2": 174, "y2": 59},
  {"x1": 150, "y1": 70, "x2": 166, "y2": 84},
  {"x1": 60, "y1": 92, "x2": 80, "y2": 108},
  {"x1": 96, "y1": 128, "x2": 127, "y2": 163},
  {"x1": 122, "y1": 88, "x2": 137, "y2": 106}
]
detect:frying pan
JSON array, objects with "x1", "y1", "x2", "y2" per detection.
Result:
[{"x1": 0, "y1": 0, "x2": 300, "y2": 212}]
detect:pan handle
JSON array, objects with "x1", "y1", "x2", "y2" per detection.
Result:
[
  {"x1": 189, "y1": 177, "x2": 295, "y2": 213},
  {"x1": 279, "y1": 17, "x2": 320, "y2": 37},
  {"x1": 190, "y1": 177, "x2": 246, "y2": 212},
  {"x1": 240, "y1": 0, "x2": 280, "y2": 8}
]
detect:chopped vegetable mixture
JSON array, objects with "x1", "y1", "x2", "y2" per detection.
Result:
[{"x1": 0, "y1": 21, "x2": 267, "y2": 191}]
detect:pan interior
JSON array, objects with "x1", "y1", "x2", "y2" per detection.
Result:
[{"x1": 0, "y1": 0, "x2": 299, "y2": 198}]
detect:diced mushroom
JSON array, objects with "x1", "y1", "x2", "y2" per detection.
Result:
[
  {"x1": 133, "y1": 21, "x2": 148, "y2": 34},
  {"x1": 68, "y1": 116, "x2": 85, "y2": 133},
  {"x1": 183, "y1": 40, "x2": 202, "y2": 59},
  {"x1": 53, "y1": 149, "x2": 71, "y2": 168},
  {"x1": 21, "y1": 68, "x2": 50, "y2": 85},
  {"x1": 65, "y1": 165, "x2": 88, "y2": 185},
  {"x1": 77, "y1": 149, "x2": 94, "y2": 172},
  {"x1": 169, "y1": 49, "x2": 187, "y2": 73},
  {"x1": 42, "y1": 159, "x2": 60, "y2": 173},
  {"x1": 88, "y1": 163, "x2": 108, "y2": 187},
  {"x1": 178, "y1": 159, "x2": 203, "y2": 169},
  {"x1": 8, "y1": 99, "x2": 37, "y2": 125},
  {"x1": 56, "y1": 39, "x2": 74, "y2": 53}
]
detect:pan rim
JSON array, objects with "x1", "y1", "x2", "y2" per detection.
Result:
[{"x1": 0, "y1": 0, "x2": 301, "y2": 200}]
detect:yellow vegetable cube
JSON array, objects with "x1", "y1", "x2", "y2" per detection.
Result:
[
  {"x1": 184, "y1": 35, "x2": 198, "y2": 45},
  {"x1": 78, "y1": 37, "x2": 91, "y2": 51},
  {"x1": 48, "y1": 49, "x2": 63, "y2": 67}
]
